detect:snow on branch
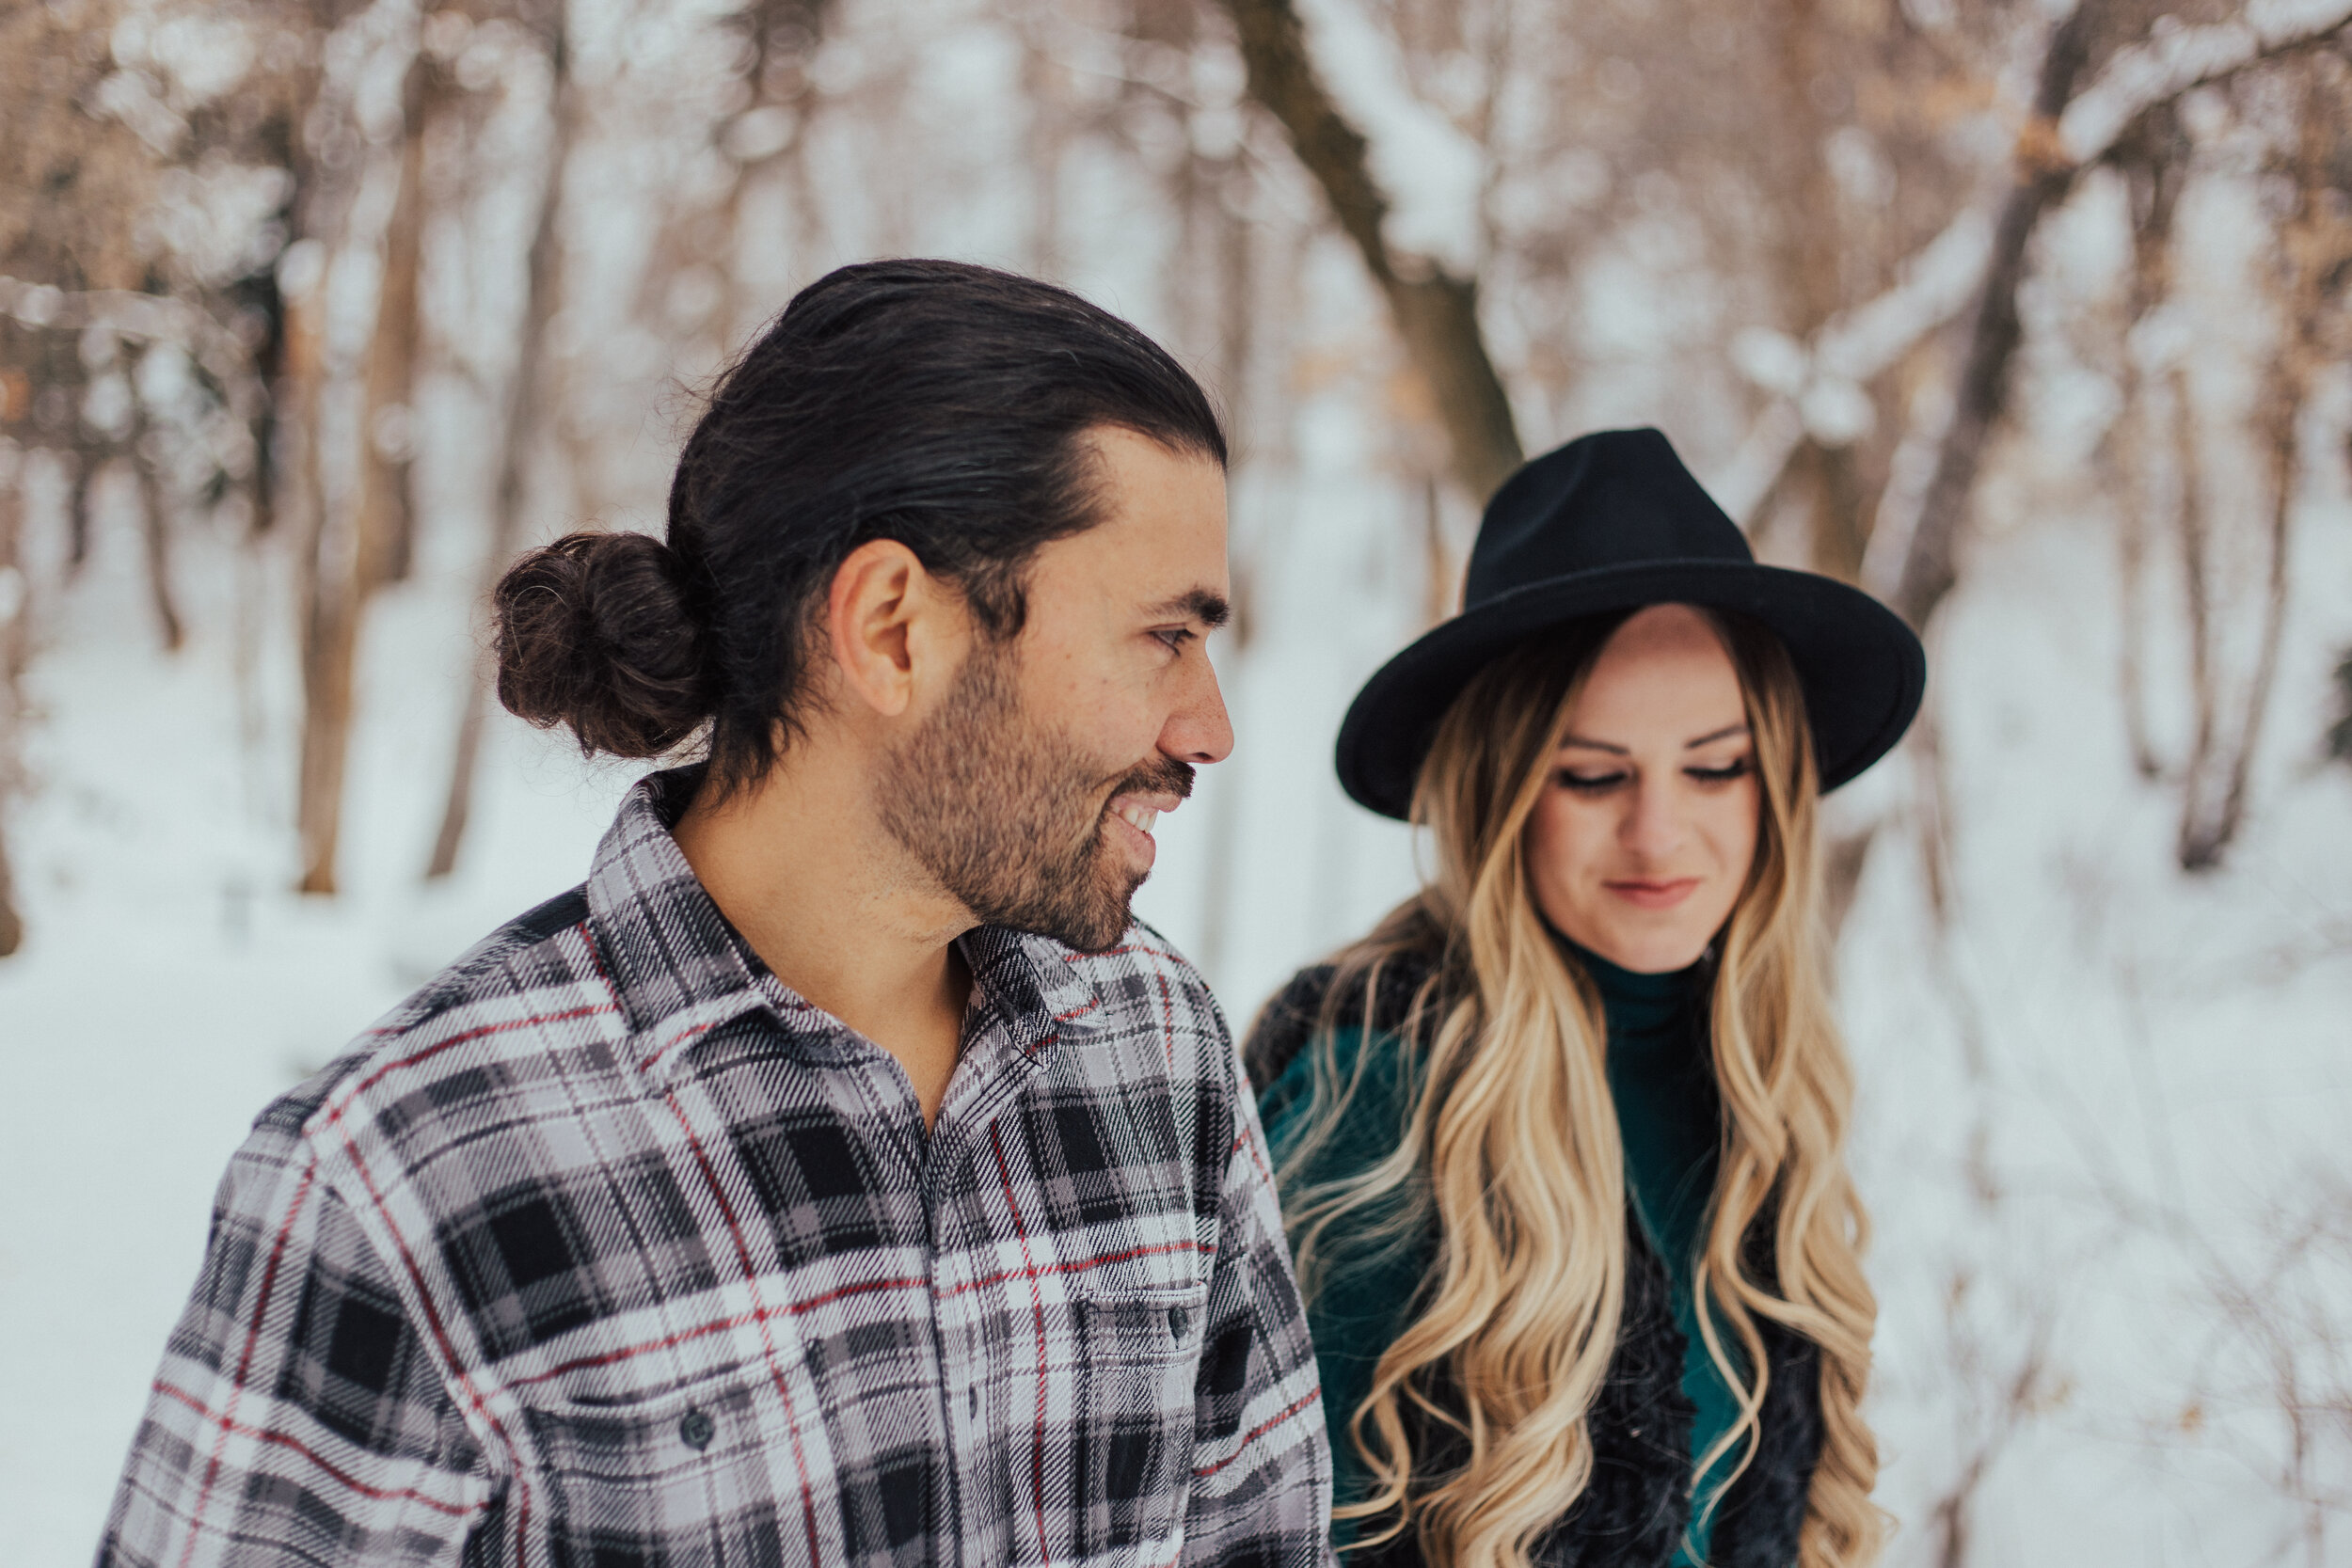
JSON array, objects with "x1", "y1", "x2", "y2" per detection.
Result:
[
  {"x1": 1814, "y1": 208, "x2": 1998, "y2": 387},
  {"x1": 1714, "y1": 204, "x2": 1997, "y2": 518},
  {"x1": 0, "y1": 277, "x2": 260, "y2": 417},
  {"x1": 1218, "y1": 0, "x2": 1522, "y2": 500},
  {"x1": 1290, "y1": 0, "x2": 1485, "y2": 277},
  {"x1": 2058, "y1": 0, "x2": 2352, "y2": 166},
  {"x1": 1719, "y1": 0, "x2": 2352, "y2": 535}
]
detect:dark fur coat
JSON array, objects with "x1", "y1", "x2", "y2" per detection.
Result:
[{"x1": 1245, "y1": 959, "x2": 1824, "y2": 1568}]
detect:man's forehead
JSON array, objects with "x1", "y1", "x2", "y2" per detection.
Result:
[{"x1": 1031, "y1": 432, "x2": 1230, "y2": 609}]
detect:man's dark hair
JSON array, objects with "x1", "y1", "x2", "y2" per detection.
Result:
[{"x1": 493, "y1": 258, "x2": 1227, "y2": 791}]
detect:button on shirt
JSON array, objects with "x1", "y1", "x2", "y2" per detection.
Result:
[{"x1": 100, "y1": 769, "x2": 1333, "y2": 1568}]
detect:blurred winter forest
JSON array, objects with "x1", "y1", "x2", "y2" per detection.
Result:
[{"x1": 4, "y1": 0, "x2": 2352, "y2": 1560}]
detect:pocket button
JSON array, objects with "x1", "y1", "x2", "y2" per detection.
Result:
[
  {"x1": 1167, "y1": 1307, "x2": 1188, "y2": 1341},
  {"x1": 678, "y1": 1408, "x2": 715, "y2": 1451}
]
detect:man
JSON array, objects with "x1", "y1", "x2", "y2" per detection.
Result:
[{"x1": 102, "y1": 260, "x2": 1331, "y2": 1567}]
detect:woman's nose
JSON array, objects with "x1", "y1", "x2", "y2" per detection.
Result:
[{"x1": 1620, "y1": 776, "x2": 1684, "y2": 859}]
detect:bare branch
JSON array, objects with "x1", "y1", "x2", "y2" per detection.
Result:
[
  {"x1": 2058, "y1": 0, "x2": 2352, "y2": 167},
  {"x1": 427, "y1": 14, "x2": 580, "y2": 882},
  {"x1": 1216, "y1": 0, "x2": 1522, "y2": 501},
  {"x1": 0, "y1": 277, "x2": 262, "y2": 420},
  {"x1": 1888, "y1": 2, "x2": 2103, "y2": 629}
]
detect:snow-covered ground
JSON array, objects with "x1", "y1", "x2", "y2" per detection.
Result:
[
  {"x1": 7, "y1": 436, "x2": 2349, "y2": 1563},
  {"x1": 5, "y1": 0, "x2": 2351, "y2": 1552}
]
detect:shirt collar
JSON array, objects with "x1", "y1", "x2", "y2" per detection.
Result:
[{"x1": 585, "y1": 767, "x2": 1110, "y2": 1090}]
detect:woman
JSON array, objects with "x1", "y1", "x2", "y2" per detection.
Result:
[{"x1": 1248, "y1": 429, "x2": 1925, "y2": 1568}]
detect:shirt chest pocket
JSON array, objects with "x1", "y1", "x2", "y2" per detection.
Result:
[
  {"x1": 518, "y1": 1342, "x2": 838, "y2": 1563},
  {"x1": 1070, "y1": 1282, "x2": 1211, "y2": 1561}
]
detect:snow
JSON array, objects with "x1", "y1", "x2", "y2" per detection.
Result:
[
  {"x1": 1293, "y1": 0, "x2": 1487, "y2": 277},
  {"x1": 6, "y1": 0, "x2": 2352, "y2": 1561}
]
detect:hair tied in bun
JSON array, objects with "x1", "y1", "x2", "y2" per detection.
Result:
[{"x1": 493, "y1": 531, "x2": 715, "y2": 759}]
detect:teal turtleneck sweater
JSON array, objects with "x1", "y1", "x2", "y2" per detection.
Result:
[
  {"x1": 1257, "y1": 946, "x2": 1736, "y2": 1565},
  {"x1": 1580, "y1": 944, "x2": 1741, "y2": 1565}
]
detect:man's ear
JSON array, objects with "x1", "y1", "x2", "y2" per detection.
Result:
[{"x1": 825, "y1": 539, "x2": 963, "y2": 719}]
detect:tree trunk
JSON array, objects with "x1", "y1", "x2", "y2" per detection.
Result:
[
  {"x1": 1823, "y1": 4, "x2": 2101, "y2": 942},
  {"x1": 1217, "y1": 0, "x2": 1522, "y2": 503},
  {"x1": 286, "y1": 243, "x2": 344, "y2": 893},
  {"x1": 359, "y1": 65, "x2": 433, "y2": 588},
  {"x1": 295, "y1": 50, "x2": 437, "y2": 895},
  {"x1": 1890, "y1": 3, "x2": 2100, "y2": 630},
  {"x1": 427, "y1": 17, "x2": 575, "y2": 880},
  {"x1": 133, "y1": 421, "x2": 184, "y2": 652},
  {"x1": 0, "y1": 448, "x2": 24, "y2": 956}
]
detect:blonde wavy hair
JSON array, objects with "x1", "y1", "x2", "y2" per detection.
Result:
[{"x1": 1277, "y1": 608, "x2": 1883, "y2": 1568}]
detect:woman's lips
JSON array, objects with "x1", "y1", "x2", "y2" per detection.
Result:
[{"x1": 1604, "y1": 878, "x2": 1700, "y2": 910}]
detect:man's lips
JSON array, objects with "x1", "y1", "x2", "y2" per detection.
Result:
[
  {"x1": 1109, "y1": 791, "x2": 1182, "y2": 839},
  {"x1": 1604, "y1": 877, "x2": 1700, "y2": 910},
  {"x1": 1104, "y1": 791, "x2": 1183, "y2": 869}
]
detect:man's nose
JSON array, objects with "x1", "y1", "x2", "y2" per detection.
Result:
[{"x1": 1162, "y1": 653, "x2": 1234, "y2": 767}]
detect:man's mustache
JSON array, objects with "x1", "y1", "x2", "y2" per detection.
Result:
[{"x1": 1103, "y1": 754, "x2": 1195, "y2": 805}]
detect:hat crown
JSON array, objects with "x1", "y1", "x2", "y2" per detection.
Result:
[{"x1": 1463, "y1": 428, "x2": 1750, "y2": 610}]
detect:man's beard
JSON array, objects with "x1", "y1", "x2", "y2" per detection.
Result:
[{"x1": 877, "y1": 639, "x2": 1194, "y2": 953}]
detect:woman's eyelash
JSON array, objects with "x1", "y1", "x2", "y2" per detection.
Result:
[
  {"x1": 1558, "y1": 770, "x2": 1626, "y2": 793},
  {"x1": 1554, "y1": 759, "x2": 1751, "y2": 791}
]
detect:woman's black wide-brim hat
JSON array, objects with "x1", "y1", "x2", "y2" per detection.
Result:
[{"x1": 1336, "y1": 427, "x2": 1927, "y2": 820}]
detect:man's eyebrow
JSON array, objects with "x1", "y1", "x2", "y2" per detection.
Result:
[{"x1": 1146, "y1": 588, "x2": 1231, "y2": 629}]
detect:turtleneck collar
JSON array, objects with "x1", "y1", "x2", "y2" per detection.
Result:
[{"x1": 1566, "y1": 939, "x2": 1700, "y2": 1045}]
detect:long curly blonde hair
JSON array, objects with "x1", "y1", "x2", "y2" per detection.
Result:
[{"x1": 1276, "y1": 609, "x2": 1883, "y2": 1568}]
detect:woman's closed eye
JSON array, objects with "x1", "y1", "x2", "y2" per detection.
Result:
[
  {"x1": 1556, "y1": 758, "x2": 1750, "y2": 793},
  {"x1": 1557, "y1": 768, "x2": 1628, "y2": 794}
]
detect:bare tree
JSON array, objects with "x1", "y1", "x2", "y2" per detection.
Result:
[
  {"x1": 295, "y1": 9, "x2": 428, "y2": 895},
  {"x1": 1216, "y1": 0, "x2": 1522, "y2": 503},
  {"x1": 427, "y1": 0, "x2": 580, "y2": 880},
  {"x1": 0, "y1": 434, "x2": 24, "y2": 957},
  {"x1": 0, "y1": 0, "x2": 307, "y2": 931}
]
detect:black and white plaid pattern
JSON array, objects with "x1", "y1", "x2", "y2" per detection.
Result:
[{"x1": 101, "y1": 769, "x2": 1331, "y2": 1568}]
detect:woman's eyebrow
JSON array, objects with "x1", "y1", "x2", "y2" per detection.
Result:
[{"x1": 1557, "y1": 722, "x2": 1749, "y2": 755}]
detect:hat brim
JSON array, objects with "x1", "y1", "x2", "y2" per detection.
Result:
[{"x1": 1335, "y1": 560, "x2": 1926, "y2": 819}]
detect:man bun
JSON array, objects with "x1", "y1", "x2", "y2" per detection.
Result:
[{"x1": 493, "y1": 531, "x2": 715, "y2": 758}]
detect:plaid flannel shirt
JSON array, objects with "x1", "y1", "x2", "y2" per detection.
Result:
[{"x1": 101, "y1": 768, "x2": 1331, "y2": 1568}]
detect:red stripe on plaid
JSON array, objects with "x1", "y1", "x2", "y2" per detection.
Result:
[
  {"x1": 1154, "y1": 971, "x2": 1176, "y2": 1068},
  {"x1": 637, "y1": 1017, "x2": 722, "y2": 1075},
  {"x1": 174, "y1": 1160, "x2": 317, "y2": 1568},
  {"x1": 321, "y1": 1123, "x2": 516, "y2": 1499},
  {"x1": 506, "y1": 1274, "x2": 931, "y2": 1388},
  {"x1": 1060, "y1": 942, "x2": 1181, "y2": 964},
  {"x1": 939, "y1": 1238, "x2": 1211, "y2": 1298},
  {"x1": 1191, "y1": 1386, "x2": 1325, "y2": 1480},
  {"x1": 660, "y1": 1089, "x2": 827, "y2": 1565},
  {"x1": 990, "y1": 1122, "x2": 1057, "y2": 1568},
  {"x1": 503, "y1": 1232, "x2": 1211, "y2": 1396},
  {"x1": 1232, "y1": 1117, "x2": 1276, "y2": 1190},
  {"x1": 151, "y1": 1381, "x2": 473, "y2": 1518},
  {"x1": 313, "y1": 1000, "x2": 622, "y2": 1137}
]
